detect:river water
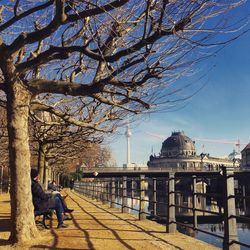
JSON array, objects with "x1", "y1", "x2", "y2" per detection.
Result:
[
  {"x1": 196, "y1": 223, "x2": 250, "y2": 249},
  {"x1": 115, "y1": 194, "x2": 250, "y2": 249}
]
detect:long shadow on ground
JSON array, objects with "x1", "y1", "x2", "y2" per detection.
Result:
[{"x1": 71, "y1": 191, "x2": 184, "y2": 250}]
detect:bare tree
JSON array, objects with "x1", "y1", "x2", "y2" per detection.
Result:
[
  {"x1": 76, "y1": 143, "x2": 115, "y2": 169},
  {"x1": 29, "y1": 110, "x2": 103, "y2": 187},
  {"x1": 46, "y1": 139, "x2": 109, "y2": 181},
  {"x1": 0, "y1": 0, "x2": 248, "y2": 244}
]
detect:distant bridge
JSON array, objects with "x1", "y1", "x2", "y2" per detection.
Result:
[{"x1": 81, "y1": 167, "x2": 249, "y2": 178}]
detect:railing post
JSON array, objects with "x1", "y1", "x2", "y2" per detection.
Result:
[
  {"x1": 91, "y1": 181, "x2": 94, "y2": 199},
  {"x1": 105, "y1": 181, "x2": 108, "y2": 203},
  {"x1": 139, "y1": 174, "x2": 146, "y2": 220},
  {"x1": 242, "y1": 184, "x2": 247, "y2": 212},
  {"x1": 92, "y1": 182, "x2": 95, "y2": 198},
  {"x1": 222, "y1": 167, "x2": 239, "y2": 250},
  {"x1": 192, "y1": 175, "x2": 197, "y2": 230},
  {"x1": 110, "y1": 177, "x2": 116, "y2": 208},
  {"x1": 82, "y1": 181, "x2": 85, "y2": 196},
  {"x1": 167, "y1": 172, "x2": 176, "y2": 233},
  {"x1": 122, "y1": 176, "x2": 128, "y2": 213},
  {"x1": 87, "y1": 182, "x2": 90, "y2": 196},
  {"x1": 80, "y1": 182, "x2": 83, "y2": 195},
  {"x1": 153, "y1": 177, "x2": 157, "y2": 216},
  {"x1": 101, "y1": 181, "x2": 105, "y2": 204},
  {"x1": 87, "y1": 182, "x2": 89, "y2": 196},
  {"x1": 96, "y1": 180, "x2": 101, "y2": 201},
  {"x1": 107, "y1": 180, "x2": 111, "y2": 203},
  {"x1": 131, "y1": 178, "x2": 135, "y2": 211},
  {"x1": 82, "y1": 182, "x2": 85, "y2": 195},
  {"x1": 94, "y1": 181, "x2": 98, "y2": 199},
  {"x1": 98, "y1": 180, "x2": 102, "y2": 201},
  {"x1": 117, "y1": 179, "x2": 121, "y2": 198},
  {"x1": 101, "y1": 179, "x2": 105, "y2": 204},
  {"x1": 94, "y1": 181, "x2": 97, "y2": 200},
  {"x1": 92, "y1": 181, "x2": 95, "y2": 199},
  {"x1": 202, "y1": 177, "x2": 206, "y2": 215}
]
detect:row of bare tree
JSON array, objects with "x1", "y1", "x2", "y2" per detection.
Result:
[{"x1": 0, "y1": 105, "x2": 115, "y2": 189}]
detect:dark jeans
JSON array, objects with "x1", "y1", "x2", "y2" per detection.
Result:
[
  {"x1": 54, "y1": 196, "x2": 64, "y2": 224},
  {"x1": 52, "y1": 192, "x2": 68, "y2": 211}
]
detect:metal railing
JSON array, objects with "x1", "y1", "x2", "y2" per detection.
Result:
[{"x1": 74, "y1": 167, "x2": 250, "y2": 250}]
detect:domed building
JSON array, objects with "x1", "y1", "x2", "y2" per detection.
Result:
[
  {"x1": 148, "y1": 131, "x2": 239, "y2": 169},
  {"x1": 160, "y1": 131, "x2": 196, "y2": 158},
  {"x1": 228, "y1": 149, "x2": 241, "y2": 161}
]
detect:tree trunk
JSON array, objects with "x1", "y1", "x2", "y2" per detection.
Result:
[
  {"x1": 57, "y1": 173, "x2": 60, "y2": 187},
  {"x1": 43, "y1": 160, "x2": 49, "y2": 190},
  {"x1": 51, "y1": 170, "x2": 56, "y2": 181},
  {"x1": 6, "y1": 81, "x2": 39, "y2": 243},
  {"x1": 38, "y1": 143, "x2": 46, "y2": 185},
  {"x1": 48, "y1": 166, "x2": 52, "y2": 182},
  {"x1": 0, "y1": 166, "x2": 3, "y2": 193}
]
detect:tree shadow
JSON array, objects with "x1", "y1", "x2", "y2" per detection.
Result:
[
  {"x1": 0, "y1": 239, "x2": 12, "y2": 246},
  {"x1": 71, "y1": 191, "x2": 184, "y2": 250},
  {"x1": 65, "y1": 191, "x2": 154, "y2": 250},
  {"x1": 0, "y1": 190, "x2": 184, "y2": 249},
  {"x1": 31, "y1": 247, "x2": 89, "y2": 250},
  {"x1": 0, "y1": 217, "x2": 12, "y2": 247},
  {"x1": 0, "y1": 218, "x2": 11, "y2": 232}
]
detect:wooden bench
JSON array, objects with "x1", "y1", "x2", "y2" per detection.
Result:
[{"x1": 34, "y1": 209, "x2": 53, "y2": 229}]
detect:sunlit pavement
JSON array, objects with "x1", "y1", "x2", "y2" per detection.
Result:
[{"x1": 0, "y1": 189, "x2": 219, "y2": 249}]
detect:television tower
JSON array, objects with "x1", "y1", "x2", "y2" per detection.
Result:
[{"x1": 125, "y1": 123, "x2": 132, "y2": 168}]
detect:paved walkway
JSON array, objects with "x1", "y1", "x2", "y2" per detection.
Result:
[{"x1": 0, "y1": 190, "x2": 219, "y2": 250}]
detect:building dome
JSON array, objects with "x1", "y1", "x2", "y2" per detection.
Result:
[
  {"x1": 228, "y1": 149, "x2": 241, "y2": 160},
  {"x1": 160, "y1": 131, "x2": 196, "y2": 158}
]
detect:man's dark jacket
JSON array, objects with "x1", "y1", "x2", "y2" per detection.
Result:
[{"x1": 31, "y1": 180, "x2": 55, "y2": 211}]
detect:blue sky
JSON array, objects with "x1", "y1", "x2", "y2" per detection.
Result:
[{"x1": 108, "y1": 5, "x2": 250, "y2": 167}]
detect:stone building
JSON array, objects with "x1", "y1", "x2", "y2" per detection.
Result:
[
  {"x1": 147, "y1": 131, "x2": 239, "y2": 170},
  {"x1": 241, "y1": 143, "x2": 250, "y2": 168}
]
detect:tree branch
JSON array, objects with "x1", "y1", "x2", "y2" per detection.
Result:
[
  {"x1": 0, "y1": 0, "x2": 54, "y2": 32},
  {"x1": 28, "y1": 79, "x2": 102, "y2": 95},
  {"x1": 66, "y1": 0, "x2": 129, "y2": 23},
  {"x1": 6, "y1": 0, "x2": 66, "y2": 55}
]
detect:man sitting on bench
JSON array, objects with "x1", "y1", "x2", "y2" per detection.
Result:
[{"x1": 31, "y1": 168, "x2": 73, "y2": 228}]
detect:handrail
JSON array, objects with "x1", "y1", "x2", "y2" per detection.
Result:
[{"x1": 74, "y1": 168, "x2": 250, "y2": 249}]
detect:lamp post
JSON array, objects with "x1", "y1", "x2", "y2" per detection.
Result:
[
  {"x1": 200, "y1": 153, "x2": 206, "y2": 169},
  {"x1": 233, "y1": 158, "x2": 236, "y2": 168}
]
